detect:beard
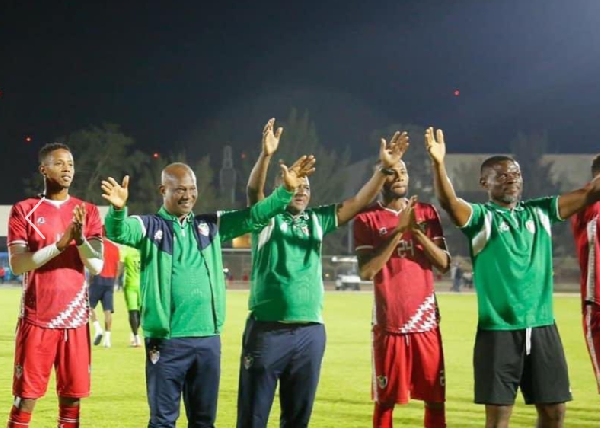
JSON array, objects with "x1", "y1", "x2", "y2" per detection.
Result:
[
  {"x1": 382, "y1": 186, "x2": 408, "y2": 200},
  {"x1": 498, "y1": 193, "x2": 521, "y2": 203}
]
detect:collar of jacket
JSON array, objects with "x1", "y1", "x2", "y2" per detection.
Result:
[{"x1": 157, "y1": 206, "x2": 195, "y2": 224}]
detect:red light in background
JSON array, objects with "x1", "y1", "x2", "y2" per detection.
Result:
[
  {"x1": 153, "y1": 152, "x2": 160, "y2": 159},
  {"x1": 25, "y1": 136, "x2": 32, "y2": 143},
  {"x1": 454, "y1": 89, "x2": 460, "y2": 96},
  {"x1": 241, "y1": 152, "x2": 246, "y2": 159}
]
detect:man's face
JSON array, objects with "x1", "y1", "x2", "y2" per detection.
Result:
[
  {"x1": 288, "y1": 177, "x2": 311, "y2": 214},
  {"x1": 40, "y1": 149, "x2": 74, "y2": 189},
  {"x1": 482, "y1": 160, "x2": 523, "y2": 204},
  {"x1": 382, "y1": 161, "x2": 409, "y2": 199},
  {"x1": 161, "y1": 172, "x2": 198, "y2": 217}
]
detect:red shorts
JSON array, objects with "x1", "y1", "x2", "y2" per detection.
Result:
[
  {"x1": 12, "y1": 320, "x2": 91, "y2": 399},
  {"x1": 372, "y1": 326, "x2": 445, "y2": 404},
  {"x1": 583, "y1": 303, "x2": 600, "y2": 394}
]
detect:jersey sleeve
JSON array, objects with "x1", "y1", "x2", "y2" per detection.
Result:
[
  {"x1": 459, "y1": 202, "x2": 487, "y2": 239},
  {"x1": 423, "y1": 205, "x2": 445, "y2": 242},
  {"x1": 353, "y1": 213, "x2": 374, "y2": 252},
  {"x1": 312, "y1": 204, "x2": 338, "y2": 236},
  {"x1": 526, "y1": 196, "x2": 563, "y2": 224},
  {"x1": 218, "y1": 185, "x2": 294, "y2": 242},
  {"x1": 85, "y1": 204, "x2": 103, "y2": 242},
  {"x1": 104, "y1": 206, "x2": 146, "y2": 248},
  {"x1": 8, "y1": 203, "x2": 28, "y2": 247}
]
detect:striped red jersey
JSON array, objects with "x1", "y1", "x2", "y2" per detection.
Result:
[
  {"x1": 354, "y1": 201, "x2": 445, "y2": 333},
  {"x1": 571, "y1": 203, "x2": 600, "y2": 306},
  {"x1": 8, "y1": 196, "x2": 102, "y2": 328}
]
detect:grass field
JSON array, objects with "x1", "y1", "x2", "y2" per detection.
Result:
[{"x1": 0, "y1": 288, "x2": 597, "y2": 427}]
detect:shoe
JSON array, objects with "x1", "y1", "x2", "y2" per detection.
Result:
[
  {"x1": 104, "y1": 340, "x2": 111, "y2": 348},
  {"x1": 94, "y1": 331, "x2": 103, "y2": 346}
]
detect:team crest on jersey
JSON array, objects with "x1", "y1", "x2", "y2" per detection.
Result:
[
  {"x1": 378, "y1": 227, "x2": 388, "y2": 236},
  {"x1": 153, "y1": 230, "x2": 163, "y2": 242},
  {"x1": 36, "y1": 217, "x2": 45, "y2": 224},
  {"x1": 149, "y1": 349, "x2": 160, "y2": 365},
  {"x1": 499, "y1": 222, "x2": 510, "y2": 232},
  {"x1": 198, "y1": 222, "x2": 210, "y2": 237},
  {"x1": 377, "y1": 375, "x2": 387, "y2": 389},
  {"x1": 526, "y1": 220, "x2": 536, "y2": 234},
  {"x1": 280, "y1": 222, "x2": 288, "y2": 233},
  {"x1": 243, "y1": 355, "x2": 254, "y2": 370},
  {"x1": 301, "y1": 225, "x2": 309, "y2": 235},
  {"x1": 14, "y1": 365, "x2": 23, "y2": 379}
]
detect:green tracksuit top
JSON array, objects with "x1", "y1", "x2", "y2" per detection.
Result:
[{"x1": 105, "y1": 185, "x2": 294, "y2": 339}]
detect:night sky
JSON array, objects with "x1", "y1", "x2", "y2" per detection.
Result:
[{"x1": 2, "y1": 0, "x2": 600, "y2": 203}]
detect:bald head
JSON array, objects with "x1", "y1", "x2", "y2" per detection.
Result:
[
  {"x1": 160, "y1": 162, "x2": 198, "y2": 218},
  {"x1": 162, "y1": 162, "x2": 196, "y2": 186}
]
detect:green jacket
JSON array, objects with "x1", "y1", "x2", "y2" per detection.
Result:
[{"x1": 104, "y1": 185, "x2": 294, "y2": 338}]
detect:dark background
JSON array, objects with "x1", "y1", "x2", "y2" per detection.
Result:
[{"x1": 2, "y1": 0, "x2": 600, "y2": 203}]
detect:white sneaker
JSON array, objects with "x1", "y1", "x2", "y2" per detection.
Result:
[{"x1": 103, "y1": 339, "x2": 111, "y2": 348}]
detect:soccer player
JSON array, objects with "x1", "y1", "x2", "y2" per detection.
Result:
[
  {"x1": 102, "y1": 153, "x2": 314, "y2": 428},
  {"x1": 425, "y1": 127, "x2": 600, "y2": 428},
  {"x1": 7, "y1": 143, "x2": 103, "y2": 428},
  {"x1": 89, "y1": 232, "x2": 120, "y2": 348},
  {"x1": 120, "y1": 244, "x2": 142, "y2": 347},
  {"x1": 354, "y1": 156, "x2": 450, "y2": 428},
  {"x1": 570, "y1": 154, "x2": 600, "y2": 395},
  {"x1": 236, "y1": 119, "x2": 406, "y2": 428}
]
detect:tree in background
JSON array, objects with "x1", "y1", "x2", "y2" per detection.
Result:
[
  {"x1": 131, "y1": 151, "x2": 232, "y2": 215},
  {"x1": 24, "y1": 123, "x2": 147, "y2": 205},
  {"x1": 240, "y1": 108, "x2": 352, "y2": 254},
  {"x1": 23, "y1": 124, "x2": 230, "y2": 218}
]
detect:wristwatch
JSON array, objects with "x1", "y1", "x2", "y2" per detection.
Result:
[{"x1": 378, "y1": 165, "x2": 395, "y2": 176}]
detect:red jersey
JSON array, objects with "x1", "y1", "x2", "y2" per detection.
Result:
[
  {"x1": 98, "y1": 240, "x2": 119, "y2": 278},
  {"x1": 571, "y1": 203, "x2": 600, "y2": 306},
  {"x1": 8, "y1": 196, "x2": 102, "y2": 328},
  {"x1": 354, "y1": 201, "x2": 445, "y2": 333}
]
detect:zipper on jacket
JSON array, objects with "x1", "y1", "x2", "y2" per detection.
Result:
[{"x1": 201, "y1": 255, "x2": 219, "y2": 333}]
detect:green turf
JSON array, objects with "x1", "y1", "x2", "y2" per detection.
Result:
[{"x1": 0, "y1": 288, "x2": 597, "y2": 427}]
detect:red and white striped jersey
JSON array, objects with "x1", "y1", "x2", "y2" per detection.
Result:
[
  {"x1": 571, "y1": 203, "x2": 600, "y2": 306},
  {"x1": 354, "y1": 201, "x2": 445, "y2": 334},
  {"x1": 8, "y1": 196, "x2": 102, "y2": 328}
]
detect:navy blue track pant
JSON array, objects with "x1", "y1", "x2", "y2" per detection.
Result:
[
  {"x1": 236, "y1": 318, "x2": 326, "y2": 428},
  {"x1": 146, "y1": 336, "x2": 221, "y2": 428}
]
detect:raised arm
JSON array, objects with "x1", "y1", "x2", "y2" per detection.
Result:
[
  {"x1": 72, "y1": 203, "x2": 104, "y2": 275},
  {"x1": 219, "y1": 155, "x2": 316, "y2": 241},
  {"x1": 557, "y1": 175, "x2": 600, "y2": 219},
  {"x1": 247, "y1": 118, "x2": 283, "y2": 206},
  {"x1": 356, "y1": 196, "x2": 417, "y2": 280},
  {"x1": 101, "y1": 176, "x2": 146, "y2": 248},
  {"x1": 410, "y1": 208, "x2": 451, "y2": 273},
  {"x1": 425, "y1": 127, "x2": 472, "y2": 227},
  {"x1": 337, "y1": 132, "x2": 408, "y2": 226}
]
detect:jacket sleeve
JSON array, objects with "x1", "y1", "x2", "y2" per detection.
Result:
[
  {"x1": 218, "y1": 185, "x2": 294, "y2": 242},
  {"x1": 104, "y1": 206, "x2": 146, "y2": 249}
]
